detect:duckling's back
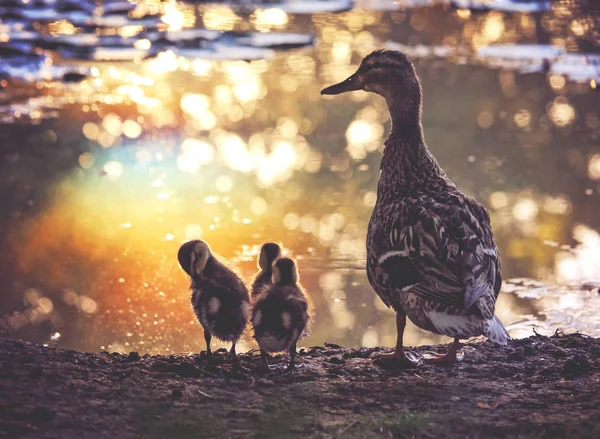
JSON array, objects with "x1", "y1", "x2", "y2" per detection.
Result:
[
  {"x1": 192, "y1": 278, "x2": 250, "y2": 342},
  {"x1": 252, "y1": 286, "x2": 310, "y2": 353},
  {"x1": 251, "y1": 270, "x2": 272, "y2": 300}
]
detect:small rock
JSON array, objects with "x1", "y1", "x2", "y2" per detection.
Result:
[
  {"x1": 581, "y1": 281, "x2": 600, "y2": 291},
  {"x1": 523, "y1": 345, "x2": 535, "y2": 356},
  {"x1": 324, "y1": 342, "x2": 342, "y2": 349},
  {"x1": 127, "y1": 352, "x2": 141, "y2": 362},
  {"x1": 573, "y1": 354, "x2": 590, "y2": 369},
  {"x1": 344, "y1": 348, "x2": 376, "y2": 359},
  {"x1": 62, "y1": 72, "x2": 87, "y2": 83},
  {"x1": 540, "y1": 366, "x2": 555, "y2": 377},
  {"x1": 497, "y1": 366, "x2": 516, "y2": 378},
  {"x1": 507, "y1": 349, "x2": 525, "y2": 362},
  {"x1": 256, "y1": 378, "x2": 274, "y2": 387},
  {"x1": 327, "y1": 356, "x2": 345, "y2": 365},
  {"x1": 171, "y1": 388, "x2": 183, "y2": 399},
  {"x1": 551, "y1": 349, "x2": 567, "y2": 359},
  {"x1": 563, "y1": 357, "x2": 589, "y2": 376}
]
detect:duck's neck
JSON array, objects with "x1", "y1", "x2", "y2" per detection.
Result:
[
  {"x1": 276, "y1": 279, "x2": 295, "y2": 287},
  {"x1": 378, "y1": 98, "x2": 453, "y2": 200}
]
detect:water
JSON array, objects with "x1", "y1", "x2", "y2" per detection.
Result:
[{"x1": 0, "y1": 0, "x2": 599, "y2": 354}]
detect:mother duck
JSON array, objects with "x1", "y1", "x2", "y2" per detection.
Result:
[{"x1": 321, "y1": 50, "x2": 509, "y2": 366}]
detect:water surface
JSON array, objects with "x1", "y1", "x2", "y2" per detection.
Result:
[{"x1": 1, "y1": 0, "x2": 599, "y2": 354}]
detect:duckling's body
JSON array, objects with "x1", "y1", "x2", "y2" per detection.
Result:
[
  {"x1": 177, "y1": 240, "x2": 250, "y2": 355},
  {"x1": 250, "y1": 243, "x2": 282, "y2": 300},
  {"x1": 252, "y1": 258, "x2": 311, "y2": 370},
  {"x1": 322, "y1": 50, "x2": 508, "y2": 366}
]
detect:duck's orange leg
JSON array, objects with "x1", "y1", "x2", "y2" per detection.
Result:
[
  {"x1": 377, "y1": 313, "x2": 422, "y2": 367},
  {"x1": 422, "y1": 337, "x2": 464, "y2": 364}
]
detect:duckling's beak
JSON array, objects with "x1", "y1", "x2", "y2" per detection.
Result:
[{"x1": 321, "y1": 72, "x2": 362, "y2": 95}]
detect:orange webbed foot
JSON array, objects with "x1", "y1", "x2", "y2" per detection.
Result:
[
  {"x1": 375, "y1": 350, "x2": 423, "y2": 368},
  {"x1": 422, "y1": 341, "x2": 464, "y2": 364}
]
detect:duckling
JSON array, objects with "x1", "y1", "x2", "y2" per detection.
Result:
[
  {"x1": 322, "y1": 50, "x2": 509, "y2": 366},
  {"x1": 177, "y1": 240, "x2": 250, "y2": 356},
  {"x1": 250, "y1": 242, "x2": 282, "y2": 300},
  {"x1": 251, "y1": 257, "x2": 311, "y2": 371}
]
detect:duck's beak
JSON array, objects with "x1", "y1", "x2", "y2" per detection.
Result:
[{"x1": 321, "y1": 72, "x2": 362, "y2": 95}]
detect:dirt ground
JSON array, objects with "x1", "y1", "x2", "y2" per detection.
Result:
[{"x1": 1, "y1": 333, "x2": 599, "y2": 438}]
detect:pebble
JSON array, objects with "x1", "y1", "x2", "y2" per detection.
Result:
[
  {"x1": 256, "y1": 378, "x2": 274, "y2": 387},
  {"x1": 327, "y1": 356, "x2": 345, "y2": 365},
  {"x1": 563, "y1": 355, "x2": 590, "y2": 376}
]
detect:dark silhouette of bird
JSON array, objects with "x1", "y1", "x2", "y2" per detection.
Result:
[
  {"x1": 322, "y1": 50, "x2": 509, "y2": 366},
  {"x1": 250, "y1": 242, "x2": 282, "y2": 300},
  {"x1": 251, "y1": 257, "x2": 311, "y2": 371},
  {"x1": 177, "y1": 240, "x2": 250, "y2": 356}
]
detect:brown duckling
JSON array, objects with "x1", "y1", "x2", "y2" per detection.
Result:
[
  {"x1": 177, "y1": 240, "x2": 250, "y2": 356},
  {"x1": 250, "y1": 242, "x2": 282, "y2": 300},
  {"x1": 322, "y1": 50, "x2": 508, "y2": 367},
  {"x1": 251, "y1": 257, "x2": 311, "y2": 370}
]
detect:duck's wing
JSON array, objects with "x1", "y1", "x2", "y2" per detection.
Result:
[{"x1": 375, "y1": 196, "x2": 501, "y2": 320}]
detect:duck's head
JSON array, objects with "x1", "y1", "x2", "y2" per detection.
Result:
[
  {"x1": 321, "y1": 50, "x2": 421, "y2": 122},
  {"x1": 258, "y1": 242, "x2": 282, "y2": 271},
  {"x1": 177, "y1": 239, "x2": 211, "y2": 279},
  {"x1": 272, "y1": 257, "x2": 299, "y2": 286}
]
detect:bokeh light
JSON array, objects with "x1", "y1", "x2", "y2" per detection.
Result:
[{"x1": 0, "y1": 0, "x2": 599, "y2": 355}]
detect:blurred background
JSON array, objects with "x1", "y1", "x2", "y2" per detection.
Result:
[{"x1": 0, "y1": 0, "x2": 598, "y2": 354}]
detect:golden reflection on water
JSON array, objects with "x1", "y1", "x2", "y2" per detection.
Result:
[{"x1": 1, "y1": 2, "x2": 600, "y2": 354}]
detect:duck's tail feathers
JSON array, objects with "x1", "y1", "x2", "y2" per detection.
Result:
[{"x1": 487, "y1": 316, "x2": 510, "y2": 345}]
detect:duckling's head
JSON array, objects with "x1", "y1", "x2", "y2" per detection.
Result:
[
  {"x1": 258, "y1": 242, "x2": 282, "y2": 271},
  {"x1": 321, "y1": 50, "x2": 421, "y2": 123},
  {"x1": 272, "y1": 257, "x2": 299, "y2": 286},
  {"x1": 177, "y1": 240, "x2": 211, "y2": 278}
]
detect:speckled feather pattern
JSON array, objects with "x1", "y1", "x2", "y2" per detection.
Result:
[
  {"x1": 251, "y1": 270, "x2": 272, "y2": 301},
  {"x1": 252, "y1": 284, "x2": 311, "y2": 353},
  {"x1": 363, "y1": 51, "x2": 507, "y2": 343}
]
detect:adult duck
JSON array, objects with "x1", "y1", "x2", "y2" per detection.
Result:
[{"x1": 321, "y1": 50, "x2": 509, "y2": 366}]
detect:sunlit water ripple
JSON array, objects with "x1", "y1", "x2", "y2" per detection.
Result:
[{"x1": 0, "y1": 0, "x2": 598, "y2": 354}]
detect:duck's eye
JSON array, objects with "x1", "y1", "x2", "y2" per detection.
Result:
[{"x1": 372, "y1": 62, "x2": 383, "y2": 69}]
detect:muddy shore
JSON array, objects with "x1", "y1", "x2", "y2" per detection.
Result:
[{"x1": 1, "y1": 334, "x2": 599, "y2": 438}]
